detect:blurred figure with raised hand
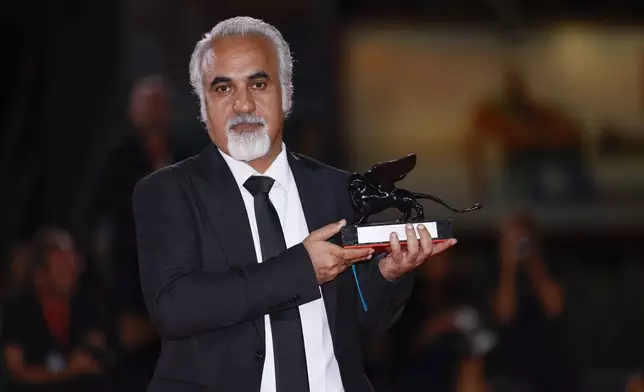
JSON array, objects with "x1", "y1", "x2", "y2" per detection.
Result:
[{"x1": 488, "y1": 212, "x2": 579, "y2": 392}]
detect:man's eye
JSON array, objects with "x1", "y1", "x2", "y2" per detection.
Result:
[
  {"x1": 252, "y1": 81, "x2": 266, "y2": 89},
  {"x1": 215, "y1": 85, "x2": 230, "y2": 93}
]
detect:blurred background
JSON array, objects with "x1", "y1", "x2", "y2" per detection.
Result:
[{"x1": 2, "y1": 0, "x2": 644, "y2": 391}]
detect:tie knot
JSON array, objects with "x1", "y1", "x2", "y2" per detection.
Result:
[{"x1": 244, "y1": 175, "x2": 275, "y2": 196}]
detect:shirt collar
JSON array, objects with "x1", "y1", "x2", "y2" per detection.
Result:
[{"x1": 218, "y1": 142, "x2": 291, "y2": 193}]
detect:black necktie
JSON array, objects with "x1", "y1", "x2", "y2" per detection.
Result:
[{"x1": 244, "y1": 175, "x2": 310, "y2": 392}]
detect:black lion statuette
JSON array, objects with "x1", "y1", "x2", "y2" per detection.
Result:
[{"x1": 348, "y1": 153, "x2": 482, "y2": 225}]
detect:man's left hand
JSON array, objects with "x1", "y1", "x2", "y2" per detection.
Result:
[{"x1": 379, "y1": 223, "x2": 457, "y2": 281}]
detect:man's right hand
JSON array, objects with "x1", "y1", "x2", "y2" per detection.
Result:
[{"x1": 303, "y1": 219, "x2": 374, "y2": 284}]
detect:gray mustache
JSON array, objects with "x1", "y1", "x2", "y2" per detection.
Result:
[{"x1": 227, "y1": 114, "x2": 267, "y2": 129}]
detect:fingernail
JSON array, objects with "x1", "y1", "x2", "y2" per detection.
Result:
[
  {"x1": 367, "y1": 254, "x2": 372, "y2": 259},
  {"x1": 451, "y1": 239, "x2": 458, "y2": 245},
  {"x1": 418, "y1": 224, "x2": 425, "y2": 230},
  {"x1": 406, "y1": 223, "x2": 413, "y2": 230},
  {"x1": 390, "y1": 232, "x2": 397, "y2": 240},
  {"x1": 339, "y1": 219, "x2": 346, "y2": 226},
  {"x1": 369, "y1": 248, "x2": 375, "y2": 254}
]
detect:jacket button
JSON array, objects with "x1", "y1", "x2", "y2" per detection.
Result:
[{"x1": 254, "y1": 351, "x2": 265, "y2": 362}]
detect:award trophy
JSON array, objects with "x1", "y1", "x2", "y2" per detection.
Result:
[{"x1": 339, "y1": 153, "x2": 482, "y2": 249}]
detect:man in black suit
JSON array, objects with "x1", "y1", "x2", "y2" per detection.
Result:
[{"x1": 132, "y1": 16, "x2": 457, "y2": 392}]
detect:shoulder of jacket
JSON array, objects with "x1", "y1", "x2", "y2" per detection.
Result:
[
  {"x1": 133, "y1": 154, "x2": 199, "y2": 194},
  {"x1": 289, "y1": 152, "x2": 353, "y2": 180}
]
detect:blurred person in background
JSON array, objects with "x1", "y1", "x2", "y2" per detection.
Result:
[
  {"x1": 486, "y1": 212, "x2": 579, "y2": 392},
  {"x1": 391, "y1": 251, "x2": 492, "y2": 392},
  {"x1": 90, "y1": 76, "x2": 173, "y2": 387},
  {"x1": 1, "y1": 228, "x2": 108, "y2": 392},
  {"x1": 466, "y1": 65, "x2": 594, "y2": 204},
  {"x1": 92, "y1": 74, "x2": 175, "y2": 312},
  {"x1": 127, "y1": 74, "x2": 175, "y2": 172}
]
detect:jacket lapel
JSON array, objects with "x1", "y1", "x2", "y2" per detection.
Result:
[
  {"x1": 190, "y1": 143, "x2": 265, "y2": 340},
  {"x1": 189, "y1": 145, "x2": 343, "y2": 342},
  {"x1": 288, "y1": 151, "x2": 340, "y2": 338}
]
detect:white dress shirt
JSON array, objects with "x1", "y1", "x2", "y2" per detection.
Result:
[{"x1": 219, "y1": 143, "x2": 344, "y2": 392}]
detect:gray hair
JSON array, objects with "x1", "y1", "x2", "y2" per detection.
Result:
[{"x1": 189, "y1": 16, "x2": 294, "y2": 124}]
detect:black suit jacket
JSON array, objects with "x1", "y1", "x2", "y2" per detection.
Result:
[{"x1": 132, "y1": 143, "x2": 415, "y2": 392}]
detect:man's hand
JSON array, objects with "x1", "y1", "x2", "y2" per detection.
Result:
[
  {"x1": 3, "y1": 345, "x2": 101, "y2": 383},
  {"x1": 67, "y1": 349, "x2": 102, "y2": 375},
  {"x1": 379, "y1": 223, "x2": 457, "y2": 281},
  {"x1": 303, "y1": 220, "x2": 374, "y2": 284}
]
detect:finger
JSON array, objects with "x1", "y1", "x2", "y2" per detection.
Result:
[
  {"x1": 430, "y1": 238, "x2": 458, "y2": 256},
  {"x1": 350, "y1": 254, "x2": 373, "y2": 264},
  {"x1": 417, "y1": 224, "x2": 434, "y2": 258},
  {"x1": 339, "y1": 246, "x2": 374, "y2": 260},
  {"x1": 310, "y1": 219, "x2": 346, "y2": 241},
  {"x1": 389, "y1": 232, "x2": 404, "y2": 263},
  {"x1": 404, "y1": 223, "x2": 419, "y2": 261}
]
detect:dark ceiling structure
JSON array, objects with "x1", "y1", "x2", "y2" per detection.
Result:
[{"x1": 338, "y1": 0, "x2": 644, "y2": 23}]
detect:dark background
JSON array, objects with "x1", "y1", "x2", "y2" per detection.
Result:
[{"x1": 2, "y1": 0, "x2": 644, "y2": 391}]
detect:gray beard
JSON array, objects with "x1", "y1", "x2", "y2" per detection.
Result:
[{"x1": 226, "y1": 126, "x2": 271, "y2": 162}]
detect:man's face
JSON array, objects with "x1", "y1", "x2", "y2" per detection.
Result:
[
  {"x1": 202, "y1": 34, "x2": 284, "y2": 162},
  {"x1": 43, "y1": 248, "x2": 79, "y2": 296},
  {"x1": 130, "y1": 84, "x2": 171, "y2": 132}
]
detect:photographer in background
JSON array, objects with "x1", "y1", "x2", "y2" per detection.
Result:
[
  {"x1": 488, "y1": 212, "x2": 579, "y2": 392},
  {"x1": 392, "y1": 251, "x2": 493, "y2": 392}
]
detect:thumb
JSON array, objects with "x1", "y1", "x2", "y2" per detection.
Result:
[{"x1": 310, "y1": 219, "x2": 346, "y2": 241}]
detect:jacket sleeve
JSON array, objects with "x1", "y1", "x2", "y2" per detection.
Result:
[
  {"x1": 354, "y1": 252, "x2": 415, "y2": 337},
  {"x1": 132, "y1": 170, "x2": 321, "y2": 341}
]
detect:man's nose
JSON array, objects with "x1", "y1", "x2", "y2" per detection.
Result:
[{"x1": 233, "y1": 88, "x2": 256, "y2": 114}]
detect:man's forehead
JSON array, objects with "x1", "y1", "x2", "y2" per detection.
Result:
[{"x1": 205, "y1": 35, "x2": 277, "y2": 76}]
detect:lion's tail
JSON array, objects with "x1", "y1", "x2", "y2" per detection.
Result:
[{"x1": 412, "y1": 192, "x2": 483, "y2": 214}]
